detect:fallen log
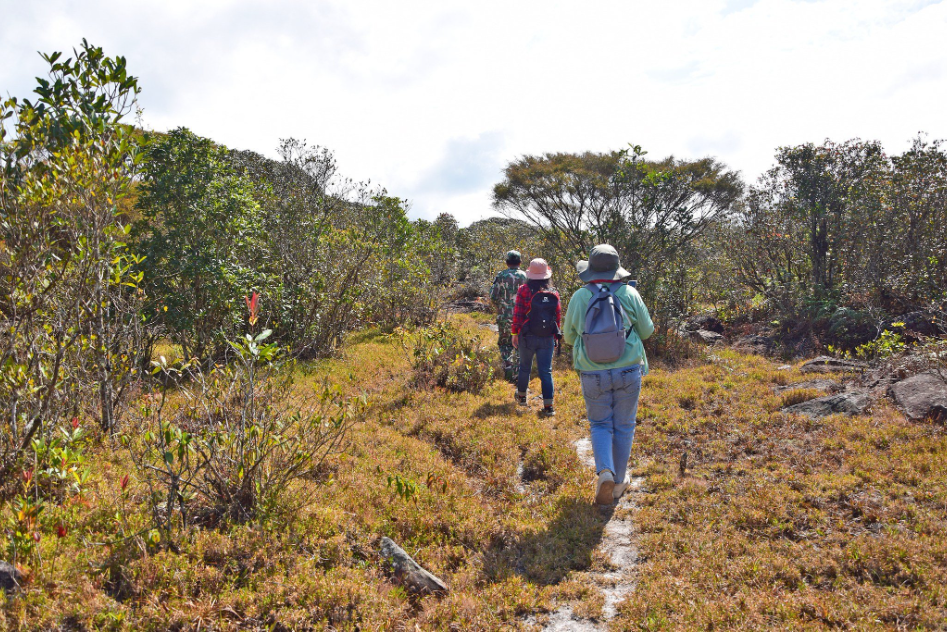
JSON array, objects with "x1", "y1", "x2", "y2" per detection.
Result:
[{"x1": 379, "y1": 537, "x2": 448, "y2": 596}]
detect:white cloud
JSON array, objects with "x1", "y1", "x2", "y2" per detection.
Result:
[{"x1": 2, "y1": 0, "x2": 946, "y2": 224}]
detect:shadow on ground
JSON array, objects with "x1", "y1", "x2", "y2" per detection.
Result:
[
  {"x1": 473, "y1": 401, "x2": 518, "y2": 419},
  {"x1": 482, "y1": 495, "x2": 612, "y2": 585}
]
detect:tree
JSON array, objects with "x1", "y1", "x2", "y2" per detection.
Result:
[
  {"x1": 493, "y1": 146, "x2": 742, "y2": 313},
  {"x1": 134, "y1": 128, "x2": 265, "y2": 361},
  {"x1": 1, "y1": 39, "x2": 144, "y2": 478},
  {"x1": 455, "y1": 217, "x2": 542, "y2": 296}
]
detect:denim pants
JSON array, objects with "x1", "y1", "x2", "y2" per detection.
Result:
[
  {"x1": 517, "y1": 335, "x2": 555, "y2": 404},
  {"x1": 580, "y1": 365, "x2": 642, "y2": 484}
]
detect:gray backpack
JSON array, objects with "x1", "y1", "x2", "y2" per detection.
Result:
[{"x1": 582, "y1": 283, "x2": 629, "y2": 363}]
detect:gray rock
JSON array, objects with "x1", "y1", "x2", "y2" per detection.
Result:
[
  {"x1": 888, "y1": 373, "x2": 947, "y2": 422},
  {"x1": 782, "y1": 391, "x2": 871, "y2": 418},
  {"x1": 900, "y1": 311, "x2": 941, "y2": 337},
  {"x1": 776, "y1": 379, "x2": 839, "y2": 394},
  {"x1": 686, "y1": 315, "x2": 724, "y2": 334},
  {"x1": 799, "y1": 356, "x2": 868, "y2": 374},
  {"x1": 379, "y1": 537, "x2": 448, "y2": 596},
  {"x1": 0, "y1": 561, "x2": 23, "y2": 593},
  {"x1": 736, "y1": 334, "x2": 776, "y2": 353},
  {"x1": 691, "y1": 329, "x2": 724, "y2": 344}
]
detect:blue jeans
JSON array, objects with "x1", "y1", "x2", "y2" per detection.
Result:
[
  {"x1": 517, "y1": 335, "x2": 555, "y2": 404},
  {"x1": 580, "y1": 365, "x2": 642, "y2": 484}
]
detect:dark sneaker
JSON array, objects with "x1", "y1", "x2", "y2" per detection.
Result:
[
  {"x1": 514, "y1": 392, "x2": 528, "y2": 407},
  {"x1": 540, "y1": 405, "x2": 555, "y2": 417}
]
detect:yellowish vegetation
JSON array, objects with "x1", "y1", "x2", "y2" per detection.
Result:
[{"x1": 2, "y1": 315, "x2": 945, "y2": 630}]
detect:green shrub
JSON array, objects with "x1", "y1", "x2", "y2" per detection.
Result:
[
  {"x1": 854, "y1": 324, "x2": 907, "y2": 360},
  {"x1": 400, "y1": 322, "x2": 495, "y2": 393}
]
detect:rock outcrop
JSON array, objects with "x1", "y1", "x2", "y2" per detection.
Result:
[
  {"x1": 0, "y1": 561, "x2": 23, "y2": 593},
  {"x1": 799, "y1": 356, "x2": 868, "y2": 374},
  {"x1": 379, "y1": 537, "x2": 448, "y2": 596},
  {"x1": 888, "y1": 373, "x2": 947, "y2": 422},
  {"x1": 782, "y1": 391, "x2": 871, "y2": 418}
]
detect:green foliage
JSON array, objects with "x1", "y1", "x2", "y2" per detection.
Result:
[
  {"x1": 1, "y1": 40, "x2": 145, "y2": 489},
  {"x1": 732, "y1": 136, "x2": 947, "y2": 317},
  {"x1": 30, "y1": 419, "x2": 91, "y2": 502},
  {"x1": 386, "y1": 473, "x2": 420, "y2": 504},
  {"x1": 133, "y1": 128, "x2": 265, "y2": 361},
  {"x1": 454, "y1": 216, "x2": 544, "y2": 297},
  {"x1": 854, "y1": 324, "x2": 907, "y2": 360},
  {"x1": 138, "y1": 138, "x2": 451, "y2": 361},
  {"x1": 492, "y1": 146, "x2": 743, "y2": 338},
  {"x1": 399, "y1": 321, "x2": 495, "y2": 393},
  {"x1": 3, "y1": 493, "x2": 44, "y2": 563}
]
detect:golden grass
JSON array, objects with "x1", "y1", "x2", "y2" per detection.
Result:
[{"x1": 2, "y1": 319, "x2": 945, "y2": 630}]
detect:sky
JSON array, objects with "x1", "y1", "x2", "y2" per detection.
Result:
[{"x1": 2, "y1": 0, "x2": 946, "y2": 225}]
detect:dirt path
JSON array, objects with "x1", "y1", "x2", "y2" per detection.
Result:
[{"x1": 530, "y1": 438, "x2": 642, "y2": 630}]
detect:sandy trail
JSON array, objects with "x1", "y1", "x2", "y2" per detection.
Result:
[{"x1": 530, "y1": 437, "x2": 642, "y2": 630}]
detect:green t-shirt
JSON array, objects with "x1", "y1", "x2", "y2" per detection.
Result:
[{"x1": 562, "y1": 283, "x2": 655, "y2": 375}]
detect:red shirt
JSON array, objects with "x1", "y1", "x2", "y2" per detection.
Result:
[{"x1": 511, "y1": 284, "x2": 562, "y2": 335}]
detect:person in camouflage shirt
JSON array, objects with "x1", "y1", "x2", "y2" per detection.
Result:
[{"x1": 490, "y1": 250, "x2": 528, "y2": 381}]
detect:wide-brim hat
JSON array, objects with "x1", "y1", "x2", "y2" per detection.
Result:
[
  {"x1": 576, "y1": 244, "x2": 630, "y2": 283},
  {"x1": 525, "y1": 258, "x2": 552, "y2": 280}
]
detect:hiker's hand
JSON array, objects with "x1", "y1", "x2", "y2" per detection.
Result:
[{"x1": 512, "y1": 334, "x2": 518, "y2": 349}]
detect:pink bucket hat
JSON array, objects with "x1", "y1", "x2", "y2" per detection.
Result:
[{"x1": 525, "y1": 258, "x2": 552, "y2": 280}]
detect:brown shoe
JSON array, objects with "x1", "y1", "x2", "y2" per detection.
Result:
[{"x1": 595, "y1": 470, "x2": 615, "y2": 505}]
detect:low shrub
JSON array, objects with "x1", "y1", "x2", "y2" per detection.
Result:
[
  {"x1": 125, "y1": 329, "x2": 365, "y2": 545},
  {"x1": 646, "y1": 327, "x2": 700, "y2": 368},
  {"x1": 399, "y1": 322, "x2": 495, "y2": 393}
]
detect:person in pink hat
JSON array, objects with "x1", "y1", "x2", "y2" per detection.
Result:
[{"x1": 510, "y1": 258, "x2": 562, "y2": 416}]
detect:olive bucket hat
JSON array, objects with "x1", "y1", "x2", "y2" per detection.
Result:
[
  {"x1": 576, "y1": 244, "x2": 630, "y2": 283},
  {"x1": 505, "y1": 250, "x2": 522, "y2": 265}
]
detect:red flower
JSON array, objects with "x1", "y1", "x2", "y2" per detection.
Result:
[
  {"x1": 56, "y1": 524, "x2": 68, "y2": 538},
  {"x1": 71, "y1": 417, "x2": 79, "y2": 429},
  {"x1": 120, "y1": 474, "x2": 130, "y2": 492},
  {"x1": 244, "y1": 291, "x2": 260, "y2": 326}
]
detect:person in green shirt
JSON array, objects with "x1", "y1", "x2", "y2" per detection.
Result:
[
  {"x1": 490, "y1": 250, "x2": 528, "y2": 382},
  {"x1": 562, "y1": 244, "x2": 655, "y2": 505}
]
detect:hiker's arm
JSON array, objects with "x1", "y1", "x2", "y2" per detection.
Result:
[
  {"x1": 562, "y1": 292, "x2": 582, "y2": 346},
  {"x1": 489, "y1": 275, "x2": 501, "y2": 305},
  {"x1": 632, "y1": 290, "x2": 655, "y2": 341}
]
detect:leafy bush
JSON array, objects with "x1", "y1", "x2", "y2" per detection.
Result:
[
  {"x1": 1, "y1": 41, "x2": 145, "y2": 490},
  {"x1": 400, "y1": 322, "x2": 495, "y2": 393},
  {"x1": 853, "y1": 325, "x2": 907, "y2": 360},
  {"x1": 134, "y1": 128, "x2": 266, "y2": 361},
  {"x1": 126, "y1": 327, "x2": 365, "y2": 545},
  {"x1": 731, "y1": 137, "x2": 947, "y2": 319}
]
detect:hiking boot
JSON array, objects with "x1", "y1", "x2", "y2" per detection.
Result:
[
  {"x1": 595, "y1": 470, "x2": 615, "y2": 505},
  {"x1": 540, "y1": 405, "x2": 555, "y2": 417},
  {"x1": 613, "y1": 478, "x2": 630, "y2": 500},
  {"x1": 514, "y1": 391, "x2": 528, "y2": 407}
]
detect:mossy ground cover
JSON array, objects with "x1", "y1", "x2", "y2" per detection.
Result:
[{"x1": 2, "y1": 315, "x2": 945, "y2": 630}]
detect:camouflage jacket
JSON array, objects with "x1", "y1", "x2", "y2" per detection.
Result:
[{"x1": 490, "y1": 268, "x2": 527, "y2": 322}]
